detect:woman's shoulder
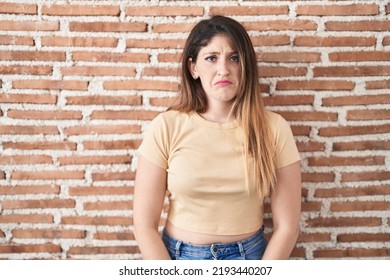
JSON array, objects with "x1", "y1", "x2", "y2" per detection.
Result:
[
  {"x1": 151, "y1": 110, "x2": 191, "y2": 127},
  {"x1": 265, "y1": 110, "x2": 284, "y2": 125},
  {"x1": 156, "y1": 110, "x2": 189, "y2": 121}
]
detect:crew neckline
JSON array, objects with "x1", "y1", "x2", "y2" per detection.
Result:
[{"x1": 191, "y1": 112, "x2": 238, "y2": 129}]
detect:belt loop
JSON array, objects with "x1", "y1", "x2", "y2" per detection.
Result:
[
  {"x1": 237, "y1": 241, "x2": 245, "y2": 259},
  {"x1": 175, "y1": 240, "x2": 182, "y2": 259}
]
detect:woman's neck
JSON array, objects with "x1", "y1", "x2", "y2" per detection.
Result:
[{"x1": 199, "y1": 105, "x2": 235, "y2": 123}]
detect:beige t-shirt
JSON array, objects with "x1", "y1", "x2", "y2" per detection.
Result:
[{"x1": 138, "y1": 110, "x2": 300, "y2": 235}]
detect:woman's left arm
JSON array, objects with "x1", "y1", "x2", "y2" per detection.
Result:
[{"x1": 261, "y1": 160, "x2": 302, "y2": 260}]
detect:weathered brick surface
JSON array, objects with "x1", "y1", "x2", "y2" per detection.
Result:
[{"x1": 0, "y1": 0, "x2": 389, "y2": 260}]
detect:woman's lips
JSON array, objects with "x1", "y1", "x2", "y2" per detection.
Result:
[{"x1": 215, "y1": 80, "x2": 233, "y2": 86}]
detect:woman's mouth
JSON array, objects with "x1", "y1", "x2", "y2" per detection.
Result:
[{"x1": 215, "y1": 80, "x2": 233, "y2": 86}]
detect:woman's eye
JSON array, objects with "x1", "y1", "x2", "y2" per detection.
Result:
[
  {"x1": 205, "y1": 56, "x2": 216, "y2": 62},
  {"x1": 231, "y1": 55, "x2": 239, "y2": 62}
]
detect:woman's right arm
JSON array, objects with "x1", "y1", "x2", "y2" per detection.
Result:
[{"x1": 133, "y1": 155, "x2": 171, "y2": 259}]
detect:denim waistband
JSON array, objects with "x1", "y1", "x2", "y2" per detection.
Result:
[{"x1": 162, "y1": 226, "x2": 266, "y2": 260}]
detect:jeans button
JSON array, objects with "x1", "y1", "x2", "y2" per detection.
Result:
[{"x1": 212, "y1": 246, "x2": 218, "y2": 253}]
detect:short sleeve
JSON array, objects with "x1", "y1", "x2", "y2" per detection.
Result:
[
  {"x1": 138, "y1": 114, "x2": 169, "y2": 169},
  {"x1": 273, "y1": 114, "x2": 300, "y2": 168}
]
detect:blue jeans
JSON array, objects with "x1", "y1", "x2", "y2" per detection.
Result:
[{"x1": 162, "y1": 226, "x2": 268, "y2": 260}]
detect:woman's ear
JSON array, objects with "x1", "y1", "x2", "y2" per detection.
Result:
[{"x1": 188, "y1": 58, "x2": 199, "y2": 80}]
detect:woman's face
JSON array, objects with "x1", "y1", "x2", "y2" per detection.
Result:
[{"x1": 189, "y1": 35, "x2": 241, "y2": 109}]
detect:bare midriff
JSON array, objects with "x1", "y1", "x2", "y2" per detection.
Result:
[{"x1": 164, "y1": 221, "x2": 260, "y2": 245}]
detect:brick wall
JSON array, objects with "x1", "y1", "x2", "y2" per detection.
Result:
[{"x1": 0, "y1": 0, "x2": 389, "y2": 259}]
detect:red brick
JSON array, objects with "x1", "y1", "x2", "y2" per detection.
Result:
[
  {"x1": 366, "y1": 79, "x2": 390, "y2": 89},
  {"x1": 41, "y1": 36, "x2": 117, "y2": 48},
  {"x1": 126, "y1": 38, "x2": 185, "y2": 49},
  {"x1": 314, "y1": 248, "x2": 390, "y2": 258},
  {"x1": 0, "y1": 125, "x2": 58, "y2": 135},
  {"x1": 289, "y1": 247, "x2": 306, "y2": 259},
  {"x1": 244, "y1": 20, "x2": 317, "y2": 31},
  {"x1": 72, "y1": 51, "x2": 150, "y2": 63},
  {"x1": 149, "y1": 97, "x2": 179, "y2": 108},
  {"x1": 68, "y1": 186, "x2": 133, "y2": 196},
  {"x1": 0, "y1": 94, "x2": 57, "y2": 104},
  {"x1": 0, "y1": 155, "x2": 52, "y2": 165},
  {"x1": 0, "y1": 244, "x2": 61, "y2": 254},
  {"x1": 322, "y1": 94, "x2": 388, "y2": 107},
  {"x1": 257, "y1": 52, "x2": 321, "y2": 63},
  {"x1": 12, "y1": 229, "x2": 86, "y2": 239},
  {"x1": 42, "y1": 4, "x2": 120, "y2": 16},
  {"x1": 153, "y1": 23, "x2": 195, "y2": 33},
  {"x1": 296, "y1": 141, "x2": 325, "y2": 152},
  {"x1": 342, "y1": 171, "x2": 390, "y2": 182},
  {"x1": 0, "y1": 20, "x2": 58, "y2": 31},
  {"x1": 83, "y1": 140, "x2": 141, "y2": 150},
  {"x1": 291, "y1": 126, "x2": 311, "y2": 136},
  {"x1": 302, "y1": 172, "x2": 335, "y2": 183},
  {"x1": 104, "y1": 80, "x2": 178, "y2": 92},
  {"x1": 69, "y1": 22, "x2": 146, "y2": 32},
  {"x1": 210, "y1": 5, "x2": 288, "y2": 16},
  {"x1": 331, "y1": 201, "x2": 390, "y2": 212},
  {"x1": 0, "y1": 2, "x2": 37, "y2": 14},
  {"x1": 125, "y1": 6, "x2": 203, "y2": 16},
  {"x1": 68, "y1": 245, "x2": 139, "y2": 255},
  {"x1": 383, "y1": 36, "x2": 390, "y2": 46},
  {"x1": 157, "y1": 53, "x2": 181, "y2": 63},
  {"x1": 0, "y1": 65, "x2": 52, "y2": 75},
  {"x1": 58, "y1": 155, "x2": 131, "y2": 165},
  {"x1": 333, "y1": 140, "x2": 390, "y2": 151},
  {"x1": 308, "y1": 156, "x2": 384, "y2": 167},
  {"x1": 61, "y1": 216, "x2": 132, "y2": 226},
  {"x1": 3, "y1": 141, "x2": 76, "y2": 150},
  {"x1": 313, "y1": 64, "x2": 367, "y2": 77},
  {"x1": 265, "y1": 95, "x2": 313, "y2": 106},
  {"x1": 301, "y1": 201, "x2": 322, "y2": 212},
  {"x1": 326, "y1": 20, "x2": 390, "y2": 31},
  {"x1": 0, "y1": 51, "x2": 65, "y2": 61},
  {"x1": 347, "y1": 109, "x2": 390, "y2": 120},
  {"x1": 94, "y1": 231, "x2": 134, "y2": 241},
  {"x1": 306, "y1": 217, "x2": 382, "y2": 228},
  {"x1": 297, "y1": 4, "x2": 379, "y2": 16},
  {"x1": 65, "y1": 124, "x2": 141, "y2": 136},
  {"x1": 0, "y1": 231, "x2": 4, "y2": 238},
  {"x1": 61, "y1": 66, "x2": 136, "y2": 77},
  {"x1": 295, "y1": 36, "x2": 375, "y2": 47},
  {"x1": 276, "y1": 80, "x2": 354, "y2": 91},
  {"x1": 0, "y1": 214, "x2": 53, "y2": 224},
  {"x1": 260, "y1": 66, "x2": 307, "y2": 77},
  {"x1": 277, "y1": 111, "x2": 338, "y2": 122},
  {"x1": 338, "y1": 233, "x2": 390, "y2": 243},
  {"x1": 251, "y1": 35, "x2": 291, "y2": 46},
  {"x1": 11, "y1": 171, "x2": 84, "y2": 180},
  {"x1": 319, "y1": 124, "x2": 390, "y2": 137},
  {"x1": 297, "y1": 233, "x2": 331, "y2": 243},
  {"x1": 66, "y1": 95, "x2": 141, "y2": 106},
  {"x1": 12, "y1": 80, "x2": 88, "y2": 90},
  {"x1": 84, "y1": 201, "x2": 132, "y2": 211},
  {"x1": 330, "y1": 51, "x2": 390, "y2": 62},
  {"x1": 8, "y1": 110, "x2": 83, "y2": 120},
  {"x1": 0, "y1": 35, "x2": 34, "y2": 46},
  {"x1": 92, "y1": 172, "x2": 135, "y2": 181},
  {"x1": 143, "y1": 67, "x2": 179, "y2": 77},
  {"x1": 91, "y1": 110, "x2": 160, "y2": 121},
  {"x1": 2, "y1": 199, "x2": 75, "y2": 210},
  {"x1": 0, "y1": 185, "x2": 60, "y2": 195},
  {"x1": 315, "y1": 186, "x2": 390, "y2": 198}
]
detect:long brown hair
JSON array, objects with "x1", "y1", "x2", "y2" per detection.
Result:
[{"x1": 170, "y1": 16, "x2": 276, "y2": 197}]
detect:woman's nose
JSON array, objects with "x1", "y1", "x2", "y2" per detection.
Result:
[{"x1": 217, "y1": 59, "x2": 230, "y2": 76}]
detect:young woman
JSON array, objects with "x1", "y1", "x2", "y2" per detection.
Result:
[{"x1": 133, "y1": 16, "x2": 301, "y2": 260}]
